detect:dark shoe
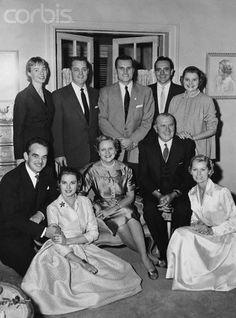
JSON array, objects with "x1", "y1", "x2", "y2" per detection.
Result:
[
  {"x1": 156, "y1": 259, "x2": 167, "y2": 268},
  {"x1": 147, "y1": 268, "x2": 159, "y2": 280}
]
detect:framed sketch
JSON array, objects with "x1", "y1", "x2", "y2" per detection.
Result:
[{"x1": 206, "y1": 53, "x2": 236, "y2": 99}]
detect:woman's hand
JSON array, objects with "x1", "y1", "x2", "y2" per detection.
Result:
[
  {"x1": 177, "y1": 131, "x2": 193, "y2": 139},
  {"x1": 192, "y1": 223, "x2": 213, "y2": 235},
  {"x1": 52, "y1": 232, "x2": 67, "y2": 245}
]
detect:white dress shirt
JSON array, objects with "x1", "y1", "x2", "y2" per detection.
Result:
[
  {"x1": 157, "y1": 81, "x2": 171, "y2": 113},
  {"x1": 119, "y1": 81, "x2": 133, "y2": 109},
  {"x1": 158, "y1": 137, "x2": 173, "y2": 158},
  {"x1": 71, "y1": 82, "x2": 90, "y2": 113}
]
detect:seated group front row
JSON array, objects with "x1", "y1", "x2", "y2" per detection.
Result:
[{"x1": 0, "y1": 114, "x2": 236, "y2": 315}]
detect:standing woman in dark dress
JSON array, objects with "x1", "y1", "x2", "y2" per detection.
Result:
[{"x1": 13, "y1": 56, "x2": 55, "y2": 165}]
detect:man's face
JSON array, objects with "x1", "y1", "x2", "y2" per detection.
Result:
[
  {"x1": 116, "y1": 59, "x2": 134, "y2": 85},
  {"x1": 71, "y1": 60, "x2": 89, "y2": 87},
  {"x1": 23, "y1": 143, "x2": 48, "y2": 174},
  {"x1": 155, "y1": 60, "x2": 173, "y2": 85},
  {"x1": 155, "y1": 115, "x2": 175, "y2": 142}
]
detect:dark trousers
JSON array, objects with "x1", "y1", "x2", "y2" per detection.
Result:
[
  {"x1": 0, "y1": 236, "x2": 35, "y2": 276},
  {"x1": 143, "y1": 194, "x2": 192, "y2": 261}
]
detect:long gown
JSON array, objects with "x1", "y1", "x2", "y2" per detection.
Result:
[
  {"x1": 83, "y1": 160, "x2": 139, "y2": 235},
  {"x1": 166, "y1": 179, "x2": 236, "y2": 291},
  {"x1": 21, "y1": 195, "x2": 142, "y2": 315}
]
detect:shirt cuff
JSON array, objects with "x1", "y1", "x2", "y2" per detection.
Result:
[{"x1": 41, "y1": 227, "x2": 47, "y2": 238}]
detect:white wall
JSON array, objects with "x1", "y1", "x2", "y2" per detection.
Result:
[{"x1": 1, "y1": 0, "x2": 236, "y2": 191}]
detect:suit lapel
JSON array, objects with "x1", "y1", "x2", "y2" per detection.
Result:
[
  {"x1": 28, "y1": 84, "x2": 47, "y2": 109},
  {"x1": 113, "y1": 83, "x2": 125, "y2": 125},
  {"x1": 127, "y1": 83, "x2": 139, "y2": 123}
]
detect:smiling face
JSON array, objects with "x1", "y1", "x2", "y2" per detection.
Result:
[
  {"x1": 155, "y1": 115, "x2": 175, "y2": 142},
  {"x1": 71, "y1": 60, "x2": 89, "y2": 87},
  {"x1": 190, "y1": 160, "x2": 210, "y2": 187},
  {"x1": 27, "y1": 63, "x2": 47, "y2": 85},
  {"x1": 116, "y1": 59, "x2": 134, "y2": 85},
  {"x1": 155, "y1": 60, "x2": 173, "y2": 85},
  {"x1": 98, "y1": 140, "x2": 116, "y2": 165},
  {"x1": 23, "y1": 143, "x2": 48, "y2": 174},
  {"x1": 60, "y1": 173, "x2": 78, "y2": 199},
  {"x1": 183, "y1": 71, "x2": 199, "y2": 93}
]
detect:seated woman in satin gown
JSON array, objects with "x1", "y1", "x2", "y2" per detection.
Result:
[
  {"x1": 21, "y1": 167, "x2": 142, "y2": 315},
  {"x1": 83, "y1": 135, "x2": 159, "y2": 280},
  {"x1": 166, "y1": 155, "x2": 236, "y2": 291}
]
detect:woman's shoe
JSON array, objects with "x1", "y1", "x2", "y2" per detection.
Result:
[{"x1": 147, "y1": 268, "x2": 159, "y2": 280}]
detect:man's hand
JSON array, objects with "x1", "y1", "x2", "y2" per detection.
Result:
[
  {"x1": 177, "y1": 131, "x2": 193, "y2": 139},
  {"x1": 30, "y1": 211, "x2": 45, "y2": 224},
  {"x1": 45, "y1": 224, "x2": 61, "y2": 238},
  {"x1": 119, "y1": 138, "x2": 133, "y2": 150},
  {"x1": 191, "y1": 223, "x2": 213, "y2": 235},
  {"x1": 16, "y1": 159, "x2": 25, "y2": 166},
  {"x1": 55, "y1": 156, "x2": 67, "y2": 167}
]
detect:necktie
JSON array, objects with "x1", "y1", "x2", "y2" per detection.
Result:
[
  {"x1": 159, "y1": 86, "x2": 165, "y2": 113},
  {"x1": 124, "y1": 86, "x2": 130, "y2": 122},
  {"x1": 80, "y1": 88, "x2": 90, "y2": 124},
  {"x1": 35, "y1": 173, "x2": 39, "y2": 187},
  {"x1": 163, "y1": 143, "x2": 169, "y2": 162}
]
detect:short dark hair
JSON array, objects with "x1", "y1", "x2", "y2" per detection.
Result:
[
  {"x1": 189, "y1": 155, "x2": 214, "y2": 177},
  {"x1": 58, "y1": 166, "x2": 83, "y2": 183},
  {"x1": 25, "y1": 56, "x2": 49, "y2": 82},
  {"x1": 70, "y1": 56, "x2": 90, "y2": 69},
  {"x1": 154, "y1": 56, "x2": 174, "y2": 71},
  {"x1": 180, "y1": 66, "x2": 206, "y2": 90},
  {"x1": 115, "y1": 55, "x2": 134, "y2": 69},
  {"x1": 24, "y1": 137, "x2": 49, "y2": 154}
]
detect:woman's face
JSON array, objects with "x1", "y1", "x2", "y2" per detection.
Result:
[
  {"x1": 183, "y1": 72, "x2": 199, "y2": 93},
  {"x1": 60, "y1": 173, "x2": 78, "y2": 199},
  {"x1": 98, "y1": 140, "x2": 116, "y2": 165},
  {"x1": 28, "y1": 63, "x2": 47, "y2": 85},
  {"x1": 190, "y1": 160, "x2": 209, "y2": 186}
]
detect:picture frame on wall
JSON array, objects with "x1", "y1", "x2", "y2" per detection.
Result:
[{"x1": 206, "y1": 53, "x2": 236, "y2": 99}]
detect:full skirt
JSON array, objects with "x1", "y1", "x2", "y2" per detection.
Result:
[
  {"x1": 166, "y1": 227, "x2": 236, "y2": 291},
  {"x1": 21, "y1": 240, "x2": 142, "y2": 314}
]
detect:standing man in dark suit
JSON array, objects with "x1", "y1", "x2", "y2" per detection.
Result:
[
  {"x1": 0, "y1": 138, "x2": 59, "y2": 276},
  {"x1": 139, "y1": 113, "x2": 195, "y2": 266},
  {"x1": 149, "y1": 56, "x2": 185, "y2": 123},
  {"x1": 52, "y1": 56, "x2": 99, "y2": 172},
  {"x1": 13, "y1": 57, "x2": 55, "y2": 165}
]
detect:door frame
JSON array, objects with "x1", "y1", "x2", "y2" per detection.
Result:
[{"x1": 45, "y1": 22, "x2": 179, "y2": 91}]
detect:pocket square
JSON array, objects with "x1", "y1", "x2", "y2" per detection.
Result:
[{"x1": 136, "y1": 104, "x2": 143, "y2": 108}]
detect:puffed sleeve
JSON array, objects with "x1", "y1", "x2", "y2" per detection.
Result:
[
  {"x1": 46, "y1": 202, "x2": 59, "y2": 226},
  {"x1": 82, "y1": 197, "x2": 99, "y2": 243},
  {"x1": 212, "y1": 188, "x2": 236, "y2": 235},
  {"x1": 126, "y1": 166, "x2": 136, "y2": 192},
  {"x1": 204, "y1": 96, "x2": 218, "y2": 132}
]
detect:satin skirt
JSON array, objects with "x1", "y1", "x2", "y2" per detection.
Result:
[
  {"x1": 21, "y1": 240, "x2": 142, "y2": 315},
  {"x1": 166, "y1": 227, "x2": 236, "y2": 291}
]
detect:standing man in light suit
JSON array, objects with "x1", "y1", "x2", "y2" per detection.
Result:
[
  {"x1": 149, "y1": 56, "x2": 185, "y2": 124},
  {"x1": 98, "y1": 55, "x2": 154, "y2": 179},
  {"x1": 52, "y1": 56, "x2": 99, "y2": 172}
]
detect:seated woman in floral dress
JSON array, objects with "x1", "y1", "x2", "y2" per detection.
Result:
[
  {"x1": 21, "y1": 167, "x2": 142, "y2": 315},
  {"x1": 82, "y1": 135, "x2": 158, "y2": 280},
  {"x1": 166, "y1": 155, "x2": 236, "y2": 291}
]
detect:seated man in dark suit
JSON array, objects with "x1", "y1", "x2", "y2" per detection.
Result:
[
  {"x1": 0, "y1": 138, "x2": 59, "y2": 276},
  {"x1": 149, "y1": 56, "x2": 185, "y2": 124},
  {"x1": 139, "y1": 113, "x2": 195, "y2": 266}
]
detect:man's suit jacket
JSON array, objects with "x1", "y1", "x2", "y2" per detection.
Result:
[
  {"x1": 98, "y1": 82, "x2": 154, "y2": 163},
  {"x1": 13, "y1": 84, "x2": 55, "y2": 160},
  {"x1": 149, "y1": 82, "x2": 185, "y2": 123},
  {"x1": 0, "y1": 163, "x2": 58, "y2": 239},
  {"x1": 139, "y1": 128, "x2": 195, "y2": 199},
  {"x1": 52, "y1": 84, "x2": 99, "y2": 169}
]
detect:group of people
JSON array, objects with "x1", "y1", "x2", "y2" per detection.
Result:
[{"x1": 0, "y1": 52, "x2": 235, "y2": 315}]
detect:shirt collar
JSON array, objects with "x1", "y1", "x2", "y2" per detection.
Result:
[
  {"x1": 157, "y1": 81, "x2": 171, "y2": 91},
  {"x1": 25, "y1": 163, "x2": 39, "y2": 186},
  {"x1": 158, "y1": 137, "x2": 173, "y2": 149},
  {"x1": 119, "y1": 81, "x2": 133, "y2": 91},
  {"x1": 71, "y1": 81, "x2": 87, "y2": 93}
]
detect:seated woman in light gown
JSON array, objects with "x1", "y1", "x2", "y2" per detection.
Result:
[
  {"x1": 82, "y1": 135, "x2": 159, "y2": 280},
  {"x1": 21, "y1": 167, "x2": 142, "y2": 315},
  {"x1": 166, "y1": 155, "x2": 236, "y2": 291}
]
